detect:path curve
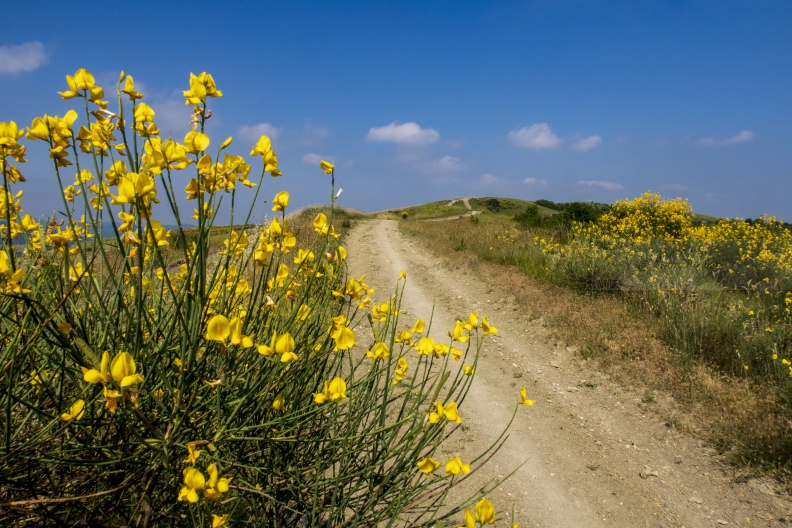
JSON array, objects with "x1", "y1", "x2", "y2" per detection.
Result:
[
  {"x1": 345, "y1": 219, "x2": 789, "y2": 528},
  {"x1": 448, "y1": 198, "x2": 472, "y2": 210}
]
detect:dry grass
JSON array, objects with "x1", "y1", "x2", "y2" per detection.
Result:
[{"x1": 401, "y1": 217, "x2": 791, "y2": 489}]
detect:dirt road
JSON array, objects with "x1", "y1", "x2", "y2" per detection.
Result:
[{"x1": 344, "y1": 219, "x2": 790, "y2": 528}]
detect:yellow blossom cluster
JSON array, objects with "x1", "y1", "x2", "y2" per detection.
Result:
[
  {"x1": 695, "y1": 215, "x2": 792, "y2": 288},
  {"x1": 178, "y1": 442, "x2": 232, "y2": 503},
  {"x1": 460, "y1": 498, "x2": 497, "y2": 526},
  {"x1": 596, "y1": 192, "x2": 694, "y2": 241},
  {"x1": 78, "y1": 351, "x2": 144, "y2": 414},
  {"x1": 2, "y1": 68, "x2": 517, "y2": 526},
  {"x1": 496, "y1": 228, "x2": 515, "y2": 244},
  {"x1": 525, "y1": 191, "x2": 792, "y2": 382},
  {"x1": 416, "y1": 454, "x2": 470, "y2": 476}
]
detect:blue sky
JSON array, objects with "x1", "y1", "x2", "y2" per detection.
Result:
[{"x1": 2, "y1": 1, "x2": 791, "y2": 222}]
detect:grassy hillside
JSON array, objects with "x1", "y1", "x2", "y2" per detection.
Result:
[{"x1": 371, "y1": 197, "x2": 575, "y2": 222}]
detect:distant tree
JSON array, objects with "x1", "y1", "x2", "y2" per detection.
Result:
[
  {"x1": 562, "y1": 202, "x2": 603, "y2": 224},
  {"x1": 484, "y1": 198, "x2": 502, "y2": 212},
  {"x1": 513, "y1": 204, "x2": 543, "y2": 226},
  {"x1": 535, "y1": 199, "x2": 561, "y2": 210}
]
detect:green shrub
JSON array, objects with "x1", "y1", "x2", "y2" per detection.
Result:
[
  {"x1": 513, "y1": 204, "x2": 542, "y2": 227},
  {"x1": 534, "y1": 199, "x2": 560, "y2": 211},
  {"x1": 561, "y1": 202, "x2": 604, "y2": 224},
  {"x1": 482, "y1": 198, "x2": 502, "y2": 213}
]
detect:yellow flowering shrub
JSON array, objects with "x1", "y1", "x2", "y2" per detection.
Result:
[
  {"x1": 595, "y1": 191, "x2": 694, "y2": 241},
  {"x1": 551, "y1": 193, "x2": 792, "y2": 428},
  {"x1": 695, "y1": 216, "x2": 792, "y2": 289},
  {"x1": 0, "y1": 70, "x2": 513, "y2": 526}
]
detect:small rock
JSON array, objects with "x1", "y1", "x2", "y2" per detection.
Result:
[
  {"x1": 550, "y1": 362, "x2": 561, "y2": 369},
  {"x1": 639, "y1": 466, "x2": 660, "y2": 479},
  {"x1": 566, "y1": 386, "x2": 579, "y2": 393},
  {"x1": 688, "y1": 496, "x2": 703, "y2": 504},
  {"x1": 674, "y1": 456, "x2": 683, "y2": 464},
  {"x1": 717, "y1": 521, "x2": 729, "y2": 526}
]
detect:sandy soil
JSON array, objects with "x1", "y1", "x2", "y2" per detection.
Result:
[{"x1": 344, "y1": 219, "x2": 791, "y2": 528}]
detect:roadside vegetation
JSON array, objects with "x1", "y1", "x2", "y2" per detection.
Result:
[
  {"x1": 373, "y1": 199, "x2": 471, "y2": 220},
  {"x1": 401, "y1": 192, "x2": 792, "y2": 486},
  {"x1": 0, "y1": 70, "x2": 519, "y2": 526}
]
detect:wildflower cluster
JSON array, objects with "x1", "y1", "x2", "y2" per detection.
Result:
[
  {"x1": 595, "y1": 192, "x2": 694, "y2": 241},
  {"x1": 496, "y1": 228, "x2": 515, "y2": 244},
  {"x1": 175, "y1": 441, "x2": 233, "y2": 521},
  {"x1": 543, "y1": 192, "x2": 792, "y2": 387},
  {"x1": 0, "y1": 69, "x2": 516, "y2": 526}
]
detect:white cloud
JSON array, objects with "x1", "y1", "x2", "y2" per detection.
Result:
[
  {"x1": 367, "y1": 122, "x2": 440, "y2": 146},
  {"x1": 481, "y1": 173, "x2": 499, "y2": 185},
  {"x1": 572, "y1": 135, "x2": 602, "y2": 152},
  {"x1": 508, "y1": 123, "x2": 561, "y2": 150},
  {"x1": 0, "y1": 41, "x2": 48, "y2": 74},
  {"x1": 697, "y1": 130, "x2": 754, "y2": 147},
  {"x1": 237, "y1": 123, "x2": 281, "y2": 144},
  {"x1": 509, "y1": 126, "x2": 604, "y2": 151},
  {"x1": 578, "y1": 180, "x2": 624, "y2": 191},
  {"x1": 523, "y1": 177, "x2": 548, "y2": 186},
  {"x1": 723, "y1": 130, "x2": 754, "y2": 145},
  {"x1": 302, "y1": 153, "x2": 324, "y2": 165}
]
